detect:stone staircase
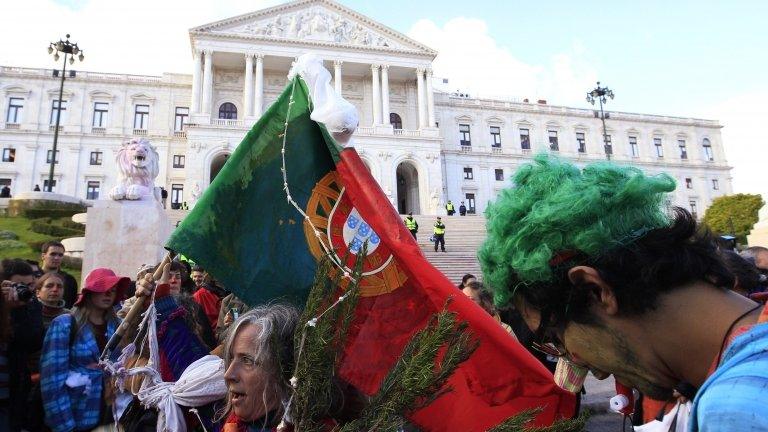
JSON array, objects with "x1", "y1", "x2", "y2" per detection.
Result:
[
  {"x1": 166, "y1": 209, "x2": 488, "y2": 286},
  {"x1": 405, "y1": 214, "x2": 486, "y2": 285}
]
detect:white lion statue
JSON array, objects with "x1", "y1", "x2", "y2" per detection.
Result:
[{"x1": 109, "y1": 138, "x2": 161, "y2": 202}]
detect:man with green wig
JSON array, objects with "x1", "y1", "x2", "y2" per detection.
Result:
[{"x1": 479, "y1": 154, "x2": 768, "y2": 431}]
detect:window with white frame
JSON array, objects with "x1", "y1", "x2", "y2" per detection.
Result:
[
  {"x1": 2, "y1": 148, "x2": 15, "y2": 163},
  {"x1": 89, "y1": 151, "x2": 102, "y2": 165},
  {"x1": 92, "y1": 102, "x2": 108, "y2": 127},
  {"x1": 465, "y1": 193, "x2": 476, "y2": 214},
  {"x1": 43, "y1": 179, "x2": 57, "y2": 192},
  {"x1": 712, "y1": 179, "x2": 719, "y2": 190},
  {"x1": 548, "y1": 130, "x2": 559, "y2": 151},
  {"x1": 604, "y1": 134, "x2": 613, "y2": 155},
  {"x1": 134, "y1": 104, "x2": 149, "y2": 129},
  {"x1": 490, "y1": 126, "x2": 501, "y2": 147},
  {"x1": 171, "y1": 184, "x2": 184, "y2": 207},
  {"x1": 46, "y1": 150, "x2": 59, "y2": 164},
  {"x1": 629, "y1": 136, "x2": 639, "y2": 157},
  {"x1": 174, "y1": 107, "x2": 189, "y2": 131},
  {"x1": 520, "y1": 128, "x2": 530, "y2": 150},
  {"x1": 86, "y1": 181, "x2": 100, "y2": 200},
  {"x1": 463, "y1": 167, "x2": 474, "y2": 180},
  {"x1": 689, "y1": 200, "x2": 698, "y2": 219},
  {"x1": 678, "y1": 139, "x2": 688, "y2": 159},
  {"x1": 702, "y1": 138, "x2": 714, "y2": 161},
  {"x1": 6, "y1": 97, "x2": 23, "y2": 123},
  {"x1": 459, "y1": 124, "x2": 471, "y2": 146},
  {"x1": 495, "y1": 168, "x2": 504, "y2": 181},
  {"x1": 50, "y1": 100, "x2": 67, "y2": 125},
  {"x1": 654, "y1": 137, "x2": 664, "y2": 157},
  {"x1": 173, "y1": 154, "x2": 185, "y2": 169},
  {"x1": 576, "y1": 132, "x2": 586, "y2": 153}
]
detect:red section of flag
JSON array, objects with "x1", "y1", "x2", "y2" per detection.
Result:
[{"x1": 334, "y1": 149, "x2": 576, "y2": 431}]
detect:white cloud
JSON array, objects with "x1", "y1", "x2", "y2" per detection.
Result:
[
  {"x1": 0, "y1": 0, "x2": 277, "y2": 76},
  {"x1": 407, "y1": 17, "x2": 597, "y2": 105},
  {"x1": 702, "y1": 91, "x2": 768, "y2": 201}
]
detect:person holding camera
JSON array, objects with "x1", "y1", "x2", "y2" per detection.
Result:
[{"x1": 0, "y1": 259, "x2": 44, "y2": 431}]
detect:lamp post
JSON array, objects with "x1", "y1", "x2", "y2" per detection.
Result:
[
  {"x1": 46, "y1": 34, "x2": 84, "y2": 192},
  {"x1": 586, "y1": 81, "x2": 614, "y2": 161}
]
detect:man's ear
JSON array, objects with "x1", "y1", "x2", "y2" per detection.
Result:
[
  {"x1": 512, "y1": 294, "x2": 541, "y2": 332},
  {"x1": 567, "y1": 266, "x2": 619, "y2": 316}
]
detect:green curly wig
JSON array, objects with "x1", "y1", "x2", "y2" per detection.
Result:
[{"x1": 479, "y1": 154, "x2": 676, "y2": 307}]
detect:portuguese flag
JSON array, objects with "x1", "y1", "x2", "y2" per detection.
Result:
[{"x1": 167, "y1": 64, "x2": 575, "y2": 430}]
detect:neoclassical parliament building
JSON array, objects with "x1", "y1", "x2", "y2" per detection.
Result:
[{"x1": 0, "y1": 0, "x2": 732, "y2": 217}]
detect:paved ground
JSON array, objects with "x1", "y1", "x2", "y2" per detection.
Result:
[
  {"x1": 582, "y1": 372, "x2": 616, "y2": 414},
  {"x1": 582, "y1": 373, "x2": 631, "y2": 431},
  {"x1": 585, "y1": 412, "x2": 628, "y2": 431}
]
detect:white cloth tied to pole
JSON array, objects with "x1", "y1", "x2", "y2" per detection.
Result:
[
  {"x1": 633, "y1": 401, "x2": 692, "y2": 432},
  {"x1": 288, "y1": 53, "x2": 359, "y2": 146},
  {"x1": 128, "y1": 355, "x2": 227, "y2": 432}
]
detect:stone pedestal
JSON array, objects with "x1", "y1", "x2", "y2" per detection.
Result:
[
  {"x1": 82, "y1": 200, "x2": 172, "y2": 281},
  {"x1": 747, "y1": 203, "x2": 768, "y2": 247}
]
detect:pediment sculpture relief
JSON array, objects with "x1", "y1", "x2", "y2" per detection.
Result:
[{"x1": 222, "y1": 7, "x2": 406, "y2": 49}]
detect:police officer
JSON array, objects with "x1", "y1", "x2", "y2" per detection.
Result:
[
  {"x1": 404, "y1": 212, "x2": 419, "y2": 240},
  {"x1": 446, "y1": 200, "x2": 455, "y2": 216},
  {"x1": 433, "y1": 216, "x2": 446, "y2": 252}
]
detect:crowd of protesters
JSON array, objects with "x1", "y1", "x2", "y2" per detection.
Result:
[{"x1": 2, "y1": 194, "x2": 768, "y2": 430}]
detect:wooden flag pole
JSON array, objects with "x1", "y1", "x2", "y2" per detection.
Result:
[{"x1": 100, "y1": 251, "x2": 175, "y2": 360}]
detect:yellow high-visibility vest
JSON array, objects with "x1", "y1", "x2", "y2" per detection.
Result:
[
  {"x1": 433, "y1": 222, "x2": 445, "y2": 235},
  {"x1": 405, "y1": 217, "x2": 417, "y2": 230},
  {"x1": 446, "y1": 203, "x2": 455, "y2": 211}
]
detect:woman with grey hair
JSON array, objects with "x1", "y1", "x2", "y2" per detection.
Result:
[{"x1": 221, "y1": 303, "x2": 299, "y2": 431}]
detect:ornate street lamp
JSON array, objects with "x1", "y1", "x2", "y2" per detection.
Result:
[
  {"x1": 586, "y1": 81, "x2": 614, "y2": 161},
  {"x1": 46, "y1": 34, "x2": 85, "y2": 192}
]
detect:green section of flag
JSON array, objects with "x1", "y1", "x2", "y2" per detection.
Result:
[{"x1": 167, "y1": 77, "x2": 341, "y2": 306}]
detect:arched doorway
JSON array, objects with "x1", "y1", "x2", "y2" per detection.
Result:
[
  {"x1": 210, "y1": 153, "x2": 230, "y2": 183},
  {"x1": 396, "y1": 161, "x2": 420, "y2": 214}
]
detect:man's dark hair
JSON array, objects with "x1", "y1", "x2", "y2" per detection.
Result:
[
  {"x1": 169, "y1": 260, "x2": 189, "y2": 278},
  {"x1": 458, "y1": 273, "x2": 476, "y2": 289},
  {"x1": 41, "y1": 241, "x2": 65, "y2": 254},
  {"x1": 191, "y1": 265, "x2": 205, "y2": 273},
  {"x1": 516, "y1": 209, "x2": 734, "y2": 329},
  {"x1": 721, "y1": 250, "x2": 764, "y2": 294},
  {"x1": 0, "y1": 258, "x2": 34, "y2": 280}
]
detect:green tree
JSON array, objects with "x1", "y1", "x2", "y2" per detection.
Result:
[{"x1": 702, "y1": 193, "x2": 765, "y2": 243}]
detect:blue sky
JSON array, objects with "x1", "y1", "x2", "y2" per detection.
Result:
[
  {"x1": 4, "y1": 0, "x2": 767, "y2": 200},
  {"x1": 354, "y1": 0, "x2": 768, "y2": 117}
]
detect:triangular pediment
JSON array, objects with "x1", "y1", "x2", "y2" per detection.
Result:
[{"x1": 191, "y1": 0, "x2": 436, "y2": 56}]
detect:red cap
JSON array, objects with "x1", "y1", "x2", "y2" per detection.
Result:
[{"x1": 74, "y1": 267, "x2": 130, "y2": 307}]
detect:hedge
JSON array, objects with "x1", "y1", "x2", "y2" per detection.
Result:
[
  {"x1": 8, "y1": 198, "x2": 86, "y2": 218},
  {"x1": 61, "y1": 220, "x2": 85, "y2": 230},
  {"x1": 0, "y1": 230, "x2": 19, "y2": 240},
  {"x1": 30, "y1": 218, "x2": 84, "y2": 237},
  {"x1": 24, "y1": 209, "x2": 83, "y2": 219},
  {"x1": 0, "y1": 239, "x2": 28, "y2": 249}
]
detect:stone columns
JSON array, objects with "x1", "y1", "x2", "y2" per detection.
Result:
[
  {"x1": 201, "y1": 50, "x2": 214, "y2": 115},
  {"x1": 334, "y1": 60, "x2": 343, "y2": 95},
  {"x1": 416, "y1": 67, "x2": 426, "y2": 128},
  {"x1": 244, "y1": 54, "x2": 254, "y2": 117},
  {"x1": 426, "y1": 68, "x2": 435, "y2": 127},
  {"x1": 381, "y1": 64, "x2": 390, "y2": 124},
  {"x1": 191, "y1": 50, "x2": 202, "y2": 114},
  {"x1": 371, "y1": 64, "x2": 382, "y2": 125},
  {"x1": 254, "y1": 54, "x2": 264, "y2": 117}
]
